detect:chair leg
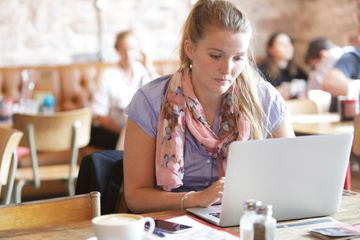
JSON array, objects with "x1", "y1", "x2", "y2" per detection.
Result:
[
  {"x1": 14, "y1": 180, "x2": 26, "y2": 204},
  {"x1": 68, "y1": 180, "x2": 75, "y2": 196},
  {"x1": 1, "y1": 185, "x2": 8, "y2": 204}
]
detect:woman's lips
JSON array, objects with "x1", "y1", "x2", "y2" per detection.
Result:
[{"x1": 215, "y1": 78, "x2": 231, "y2": 84}]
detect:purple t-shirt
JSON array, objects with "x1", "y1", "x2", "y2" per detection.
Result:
[{"x1": 126, "y1": 75, "x2": 286, "y2": 192}]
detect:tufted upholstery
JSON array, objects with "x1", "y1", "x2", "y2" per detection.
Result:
[
  {"x1": 0, "y1": 68, "x2": 24, "y2": 101},
  {"x1": 0, "y1": 63, "x2": 107, "y2": 112},
  {"x1": 0, "y1": 60, "x2": 180, "y2": 111},
  {"x1": 59, "y1": 64, "x2": 100, "y2": 111},
  {"x1": 0, "y1": 63, "x2": 111, "y2": 169}
]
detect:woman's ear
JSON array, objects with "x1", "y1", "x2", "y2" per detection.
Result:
[{"x1": 184, "y1": 39, "x2": 193, "y2": 61}]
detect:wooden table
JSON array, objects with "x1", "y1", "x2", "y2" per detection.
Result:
[
  {"x1": 0, "y1": 192, "x2": 359, "y2": 239},
  {"x1": 291, "y1": 113, "x2": 354, "y2": 135}
]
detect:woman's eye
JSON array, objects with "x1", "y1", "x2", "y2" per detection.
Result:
[
  {"x1": 210, "y1": 54, "x2": 221, "y2": 59},
  {"x1": 233, "y1": 56, "x2": 244, "y2": 61}
]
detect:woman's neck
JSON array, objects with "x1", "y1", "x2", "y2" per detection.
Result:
[{"x1": 191, "y1": 78, "x2": 222, "y2": 126}]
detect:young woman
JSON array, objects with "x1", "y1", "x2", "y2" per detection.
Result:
[
  {"x1": 258, "y1": 32, "x2": 307, "y2": 99},
  {"x1": 124, "y1": 0, "x2": 295, "y2": 213}
]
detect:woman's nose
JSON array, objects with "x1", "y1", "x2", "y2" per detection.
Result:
[{"x1": 220, "y1": 59, "x2": 232, "y2": 74}]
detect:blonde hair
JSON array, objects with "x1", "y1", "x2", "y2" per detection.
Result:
[{"x1": 180, "y1": 0, "x2": 266, "y2": 139}]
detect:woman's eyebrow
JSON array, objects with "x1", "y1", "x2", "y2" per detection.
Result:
[
  {"x1": 207, "y1": 48, "x2": 246, "y2": 56},
  {"x1": 207, "y1": 48, "x2": 223, "y2": 52}
]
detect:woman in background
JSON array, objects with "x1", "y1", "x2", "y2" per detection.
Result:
[
  {"x1": 124, "y1": 0, "x2": 294, "y2": 213},
  {"x1": 258, "y1": 32, "x2": 307, "y2": 99},
  {"x1": 91, "y1": 31, "x2": 154, "y2": 149}
]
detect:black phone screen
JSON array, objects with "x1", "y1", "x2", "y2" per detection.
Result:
[{"x1": 154, "y1": 219, "x2": 193, "y2": 233}]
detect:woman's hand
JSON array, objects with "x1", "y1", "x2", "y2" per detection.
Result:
[{"x1": 188, "y1": 177, "x2": 225, "y2": 208}]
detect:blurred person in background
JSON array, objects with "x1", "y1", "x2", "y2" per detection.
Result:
[
  {"x1": 305, "y1": 38, "x2": 360, "y2": 111},
  {"x1": 91, "y1": 30, "x2": 156, "y2": 149},
  {"x1": 258, "y1": 32, "x2": 307, "y2": 100}
]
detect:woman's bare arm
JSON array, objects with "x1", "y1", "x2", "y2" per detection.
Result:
[
  {"x1": 271, "y1": 114, "x2": 295, "y2": 138},
  {"x1": 123, "y1": 118, "x2": 223, "y2": 213}
]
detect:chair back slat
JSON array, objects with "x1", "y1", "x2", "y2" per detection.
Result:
[
  {"x1": 13, "y1": 108, "x2": 91, "y2": 151},
  {"x1": 0, "y1": 191, "x2": 100, "y2": 232},
  {"x1": 0, "y1": 127, "x2": 22, "y2": 189}
]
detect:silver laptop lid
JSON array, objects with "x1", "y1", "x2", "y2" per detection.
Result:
[{"x1": 219, "y1": 133, "x2": 352, "y2": 227}]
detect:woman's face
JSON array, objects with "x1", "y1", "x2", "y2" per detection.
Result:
[
  {"x1": 268, "y1": 33, "x2": 294, "y2": 62},
  {"x1": 116, "y1": 35, "x2": 140, "y2": 63},
  {"x1": 185, "y1": 25, "x2": 250, "y2": 96}
]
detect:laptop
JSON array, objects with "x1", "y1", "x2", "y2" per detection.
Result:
[{"x1": 186, "y1": 133, "x2": 353, "y2": 227}]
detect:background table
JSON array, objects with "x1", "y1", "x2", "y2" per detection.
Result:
[{"x1": 290, "y1": 113, "x2": 354, "y2": 135}]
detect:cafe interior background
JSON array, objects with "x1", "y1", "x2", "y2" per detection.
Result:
[{"x1": 0, "y1": 0, "x2": 359, "y2": 200}]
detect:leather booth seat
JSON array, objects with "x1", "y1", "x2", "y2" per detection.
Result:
[
  {"x1": 0, "y1": 60, "x2": 179, "y2": 111},
  {"x1": 0, "y1": 63, "x2": 102, "y2": 111},
  {"x1": 0, "y1": 63, "x2": 111, "y2": 168}
]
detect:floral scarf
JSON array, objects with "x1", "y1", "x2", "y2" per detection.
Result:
[{"x1": 155, "y1": 68, "x2": 250, "y2": 191}]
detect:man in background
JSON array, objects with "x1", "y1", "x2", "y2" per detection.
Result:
[{"x1": 305, "y1": 38, "x2": 360, "y2": 111}]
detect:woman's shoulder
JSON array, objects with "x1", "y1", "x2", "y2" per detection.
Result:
[
  {"x1": 256, "y1": 79, "x2": 287, "y2": 134},
  {"x1": 139, "y1": 74, "x2": 172, "y2": 98},
  {"x1": 257, "y1": 78, "x2": 274, "y2": 96},
  {"x1": 126, "y1": 74, "x2": 172, "y2": 139},
  {"x1": 129, "y1": 74, "x2": 172, "y2": 112},
  {"x1": 257, "y1": 79, "x2": 285, "y2": 109}
]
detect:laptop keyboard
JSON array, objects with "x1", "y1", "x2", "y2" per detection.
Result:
[{"x1": 209, "y1": 212, "x2": 220, "y2": 218}]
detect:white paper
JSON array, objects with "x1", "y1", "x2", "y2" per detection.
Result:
[{"x1": 143, "y1": 215, "x2": 238, "y2": 240}]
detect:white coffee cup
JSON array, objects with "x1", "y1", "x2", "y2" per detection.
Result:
[{"x1": 92, "y1": 213, "x2": 155, "y2": 240}]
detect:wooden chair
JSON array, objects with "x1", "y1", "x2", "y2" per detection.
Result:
[
  {"x1": 12, "y1": 108, "x2": 91, "y2": 203},
  {"x1": 0, "y1": 127, "x2": 23, "y2": 204},
  {"x1": 0, "y1": 191, "x2": 100, "y2": 232},
  {"x1": 285, "y1": 99, "x2": 319, "y2": 115}
]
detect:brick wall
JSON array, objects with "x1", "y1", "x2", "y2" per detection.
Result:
[
  {"x1": 0, "y1": 0, "x2": 191, "y2": 66},
  {"x1": 294, "y1": 0, "x2": 359, "y2": 68},
  {"x1": 235, "y1": 0, "x2": 359, "y2": 69},
  {"x1": 0, "y1": 0, "x2": 358, "y2": 68}
]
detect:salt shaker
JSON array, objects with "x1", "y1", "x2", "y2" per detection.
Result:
[
  {"x1": 240, "y1": 199, "x2": 262, "y2": 240},
  {"x1": 253, "y1": 204, "x2": 276, "y2": 240}
]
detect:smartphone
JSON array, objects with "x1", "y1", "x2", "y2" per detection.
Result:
[{"x1": 147, "y1": 219, "x2": 193, "y2": 234}]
